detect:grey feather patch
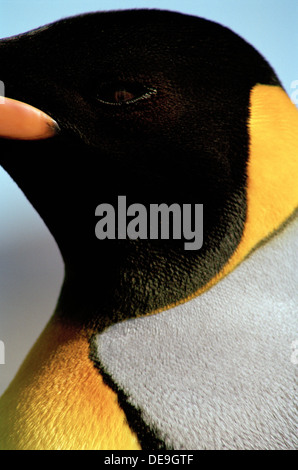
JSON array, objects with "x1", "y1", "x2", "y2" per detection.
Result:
[{"x1": 95, "y1": 218, "x2": 298, "y2": 450}]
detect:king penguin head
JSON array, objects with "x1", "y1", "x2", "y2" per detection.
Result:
[
  {"x1": 0, "y1": 9, "x2": 298, "y2": 451},
  {"x1": 1, "y1": 9, "x2": 293, "y2": 327}
]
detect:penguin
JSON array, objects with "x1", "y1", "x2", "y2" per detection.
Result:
[{"x1": 0, "y1": 9, "x2": 297, "y2": 450}]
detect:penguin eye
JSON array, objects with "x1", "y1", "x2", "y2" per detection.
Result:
[
  {"x1": 96, "y1": 83, "x2": 156, "y2": 106},
  {"x1": 114, "y1": 89, "x2": 135, "y2": 103}
]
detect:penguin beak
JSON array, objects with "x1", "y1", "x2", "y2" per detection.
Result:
[{"x1": 0, "y1": 97, "x2": 59, "y2": 140}]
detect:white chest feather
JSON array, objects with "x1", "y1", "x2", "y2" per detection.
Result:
[{"x1": 95, "y1": 218, "x2": 298, "y2": 450}]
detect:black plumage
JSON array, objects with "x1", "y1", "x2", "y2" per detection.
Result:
[{"x1": 0, "y1": 10, "x2": 280, "y2": 328}]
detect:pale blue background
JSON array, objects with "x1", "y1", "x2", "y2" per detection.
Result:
[{"x1": 0, "y1": 0, "x2": 297, "y2": 394}]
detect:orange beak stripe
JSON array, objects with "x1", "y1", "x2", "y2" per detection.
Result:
[{"x1": 0, "y1": 97, "x2": 59, "y2": 140}]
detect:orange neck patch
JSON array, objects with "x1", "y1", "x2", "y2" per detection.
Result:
[
  {"x1": 0, "y1": 317, "x2": 140, "y2": 450},
  {"x1": 155, "y1": 84, "x2": 298, "y2": 311}
]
